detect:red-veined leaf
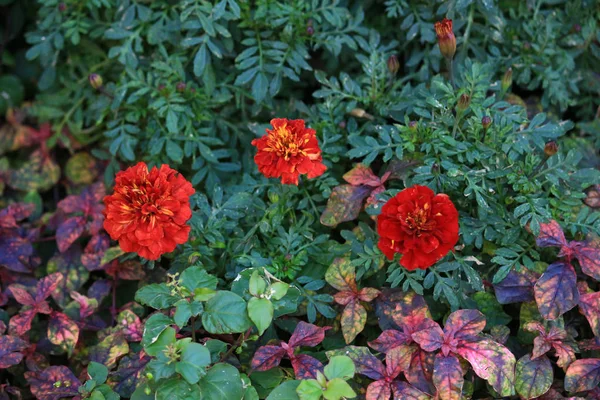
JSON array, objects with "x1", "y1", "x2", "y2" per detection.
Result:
[
  {"x1": 432, "y1": 354, "x2": 463, "y2": 400},
  {"x1": 358, "y1": 287, "x2": 380, "y2": 302},
  {"x1": 8, "y1": 284, "x2": 35, "y2": 305},
  {"x1": 56, "y1": 216, "x2": 86, "y2": 253},
  {"x1": 36, "y1": 272, "x2": 63, "y2": 302},
  {"x1": 405, "y1": 348, "x2": 435, "y2": 394},
  {"x1": 81, "y1": 233, "x2": 110, "y2": 271},
  {"x1": 386, "y1": 345, "x2": 415, "y2": 378},
  {"x1": 250, "y1": 345, "x2": 286, "y2": 371},
  {"x1": 571, "y1": 240, "x2": 600, "y2": 281},
  {"x1": 534, "y1": 262, "x2": 579, "y2": 320},
  {"x1": 536, "y1": 220, "x2": 567, "y2": 248},
  {"x1": 334, "y1": 291, "x2": 356, "y2": 305},
  {"x1": 8, "y1": 309, "x2": 36, "y2": 336},
  {"x1": 288, "y1": 321, "x2": 330, "y2": 348},
  {"x1": 366, "y1": 380, "x2": 391, "y2": 400},
  {"x1": 291, "y1": 353, "x2": 323, "y2": 380},
  {"x1": 375, "y1": 289, "x2": 430, "y2": 330}
]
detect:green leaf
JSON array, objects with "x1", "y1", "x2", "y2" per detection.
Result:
[
  {"x1": 176, "y1": 342, "x2": 211, "y2": 384},
  {"x1": 266, "y1": 381, "x2": 301, "y2": 400},
  {"x1": 324, "y1": 356, "x2": 355, "y2": 381},
  {"x1": 156, "y1": 377, "x2": 201, "y2": 400},
  {"x1": 180, "y1": 267, "x2": 218, "y2": 292},
  {"x1": 174, "y1": 300, "x2": 203, "y2": 329},
  {"x1": 323, "y1": 379, "x2": 356, "y2": 400},
  {"x1": 135, "y1": 284, "x2": 178, "y2": 309},
  {"x1": 296, "y1": 380, "x2": 322, "y2": 400},
  {"x1": 252, "y1": 73, "x2": 268, "y2": 102},
  {"x1": 88, "y1": 362, "x2": 109, "y2": 385},
  {"x1": 270, "y1": 282, "x2": 289, "y2": 300},
  {"x1": 249, "y1": 270, "x2": 267, "y2": 296},
  {"x1": 198, "y1": 363, "x2": 244, "y2": 400},
  {"x1": 202, "y1": 291, "x2": 252, "y2": 334},
  {"x1": 247, "y1": 297, "x2": 273, "y2": 336}
]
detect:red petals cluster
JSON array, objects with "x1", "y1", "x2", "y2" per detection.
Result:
[
  {"x1": 103, "y1": 162, "x2": 194, "y2": 260},
  {"x1": 434, "y1": 18, "x2": 456, "y2": 60},
  {"x1": 377, "y1": 185, "x2": 459, "y2": 270},
  {"x1": 252, "y1": 118, "x2": 326, "y2": 185}
]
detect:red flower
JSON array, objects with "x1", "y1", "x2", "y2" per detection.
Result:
[
  {"x1": 377, "y1": 185, "x2": 459, "y2": 270},
  {"x1": 434, "y1": 18, "x2": 456, "y2": 60},
  {"x1": 252, "y1": 118, "x2": 327, "y2": 185},
  {"x1": 103, "y1": 162, "x2": 194, "y2": 260}
]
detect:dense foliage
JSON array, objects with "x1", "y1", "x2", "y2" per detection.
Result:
[{"x1": 1, "y1": 0, "x2": 600, "y2": 399}]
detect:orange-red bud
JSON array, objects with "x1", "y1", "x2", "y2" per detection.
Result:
[{"x1": 434, "y1": 18, "x2": 456, "y2": 60}]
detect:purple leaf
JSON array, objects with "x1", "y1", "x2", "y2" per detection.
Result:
[
  {"x1": 579, "y1": 291, "x2": 600, "y2": 338},
  {"x1": 391, "y1": 381, "x2": 432, "y2": 400},
  {"x1": 112, "y1": 353, "x2": 151, "y2": 398},
  {"x1": 564, "y1": 358, "x2": 600, "y2": 393},
  {"x1": 493, "y1": 268, "x2": 537, "y2": 304},
  {"x1": 444, "y1": 309, "x2": 486, "y2": 342},
  {"x1": 320, "y1": 184, "x2": 372, "y2": 227},
  {"x1": 536, "y1": 220, "x2": 567, "y2": 249},
  {"x1": 250, "y1": 345, "x2": 287, "y2": 372},
  {"x1": 25, "y1": 366, "x2": 81, "y2": 400},
  {"x1": 514, "y1": 354, "x2": 552, "y2": 399},
  {"x1": 571, "y1": 240, "x2": 600, "y2": 281},
  {"x1": 0, "y1": 335, "x2": 27, "y2": 368},
  {"x1": 291, "y1": 354, "x2": 323, "y2": 380},
  {"x1": 432, "y1": 354, "x2": 463, "y2": 400},
  {"x1": 411, "y1": 319, "x2": 444, "y2": 353},
  {"x1": 369, "y1": 329, "x2": 412, "y2": 353},
  {"x1": 56, "y1": 216, "x2": 86, "y2": 253},
  {"x1": 366, "y1": 380, "x2": 391, "y2": 400},
  {"x1": 534, "y1": 262, "x2": 579, "y2": 320},
  {"x1": 288, "y1": 321, "x2": 329, "y2": 348}
]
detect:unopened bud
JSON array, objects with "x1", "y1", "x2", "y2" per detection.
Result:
[
  {"x1": 544, "y1": 141, "x2": 558, "y2": 157},
  {"x1": 176, "y1": 82, "x2": 186, "y2": 92},
  {"x1": 502, "y1": 68, "x2": 513, "y2": 93},
  {"x1": 434, "y1": 18, "x2": 456, "y2": 60},
  {"x1": 456, "y1": 94, "x2": 470, "y2": 112},
  {"x1": 338, "y1": 120, "x2": 346, "y2": 129},
  {"x1": 431, "y1": 163, "x2": 440, "y2": 174},
  {"x1": 387, "y1": 55, "x2": 399, "y2": 75},
  {"x1": 88, "y1": 74, "x2": 103, "y2": 90},
  {"x1": 306, "y1": 26, "x2": 314, "y2": 35},
  {"x1": 349, "y1": 108, "x2": 374, "y2": 120},
  {"x1": 144, "y1": 387, "x2": 151, "y2": 395},
  {"x1": 482, "y1": 116, "x2": 492, "y2": 130},
  {"x1": 58, "y1": 2, "x2": 66, "y2": 12},
  {"x1": 574, "y1": 24, "x2": 582, "y2": 33},
  {"x1": 408, "y1": 121, "x2": 417, "y2": 131}
]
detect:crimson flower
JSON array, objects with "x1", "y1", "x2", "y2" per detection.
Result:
[
  {"x1": 103, "y1": 162, "x2": 195, "y2": 260},
  {"x1": 434, "y1": 18, "x2": 456, "y2": 60},
  {"x1": 377, "y1": 185, "x2": 459, "y2": 270},
  {"x1": 251, "y1": 118, "x2": 326, "y2": 185}
]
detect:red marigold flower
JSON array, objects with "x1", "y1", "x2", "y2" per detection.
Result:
[
  {"x1": 103, "y1": 162, "x2": 195, "y2": 260},
  {"x1": 251, "y1": 118, "x2": 327, "y2": 185},
  {"x1": 434, "y1": 18, "x2": 456, "y2": 60},
  {"x1": 377, "y1": 185, "x2": 459, "y2": 271}
]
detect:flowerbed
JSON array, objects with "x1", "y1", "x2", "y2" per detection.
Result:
[{"x1": 0, "y1": 1, "x2": 599, "y2": 399}]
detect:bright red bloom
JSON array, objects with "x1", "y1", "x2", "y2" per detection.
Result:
[
  {"x1": 251, "y1": 118, "x2": 327, "y2": 185},
  {"x1": 377, "y1": 185, "x2": 459, "y2": 271},
  {"x1": 103, "y1": 162, "x2": 194, "y2": 260},
  {"x1": 434, "y1": 18, "x2": 456, "y2": 60}
]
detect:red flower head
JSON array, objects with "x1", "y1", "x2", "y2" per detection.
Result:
[
  {"x1": 251, "y1": 118, "x2": 327, "y2": 185},
  {"x1": 103, "y1": 162, "x2": 195, "y2": 260},
  {"x1": 377, "y1": 185, "x2": 459, "y2": 271},
  {"x1": 434, "y1": 18, "x2": 456, "y2": 60}
]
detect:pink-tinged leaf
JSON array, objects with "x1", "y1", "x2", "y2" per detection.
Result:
[
  {"x1": 250, "y1": 345, "x2": 286, "y2": 371},
  {"x1": 369, "y1": 329, "x2": 412, "y2": 353},
  {"x1": 112, "y1": 353, "x2": 151, "y2": 398},
  {"x1": 343, "y1": 164, "x2": 382, "y2": 187},
  {"x1": 536, "y1": 220, "x2": 567, "y2": 248},
  {"x1": 70, "y1": 292, "x2": 97, "y2": 319},
  {"x1": 366, "y1": 380, "x2": 391, "y2": 400},
  {"x1": 320, "y1": 184, "x2": 372, "y2": 227},
  {"x1": 338, "y1": 346, "x2": 386, "y2": 380},
  {"x1": 405, "y1": 348, "x2": 436, "y2": 394},
  {"x1": 553, "y1": 341, "x2": 577, "y2": 370},
  {"x1": 358, "y1": 287, "x2": 381, "y2": 302},
  {"x1": 8, "y1": 284, "x2": 35, "y2": 305},
  {"x1": 571, "y1": 241, "x2": 600, "y2": 281},
  {"x1": 585, "y1": 185, "x2": 600, "y2": 208},
  {"x1": 411, "y1": 319, "x2": 444, "y2": 352},
  {"x1": 56, "y1": 216, "x2": 86, "y2": 253},
  {"x1": 325, "y1": 257, "x2": 357, "y2": 292},
  {"x1": 8, "y1": 309, "x2": 36, "y2": 336},
  {"x1": 432, "y1": 354, "x2": 463, "y2": 400},
  {"x1": 579, "y1": 291, "x2": 600, "y2": 337},
  {"x1": 334, "y1": 291, "x2": 356, "y2": 305},
  {"x1": 118, "y1": 310, "x2": 143, "y2": 342},
  {"x1": 106, "y1": 260, "x2": 145, "y2": 280},
  {"x1": 36, "y1": 272, "x2": 64, "y2": 303},
  {"x1": 288, "y1": 321, "x2": 330, "y2": 348},
  {"x1": 88, "y1": 279, "x2": 112, "y2": 303},
  {"x1": 291, "y1": 354, "x2": 323, "y2": 380},
  {"x1": 341, "y1": 300, "x2": 367, "y2": 344},
  {"x1": 47, "y1": 312, "x2": 79, "y2": 356},
  {"x1": 494, "y1": 268, "x2": 537, "y2": 304},
  {"x1": 47, "y1": 248, "x2": 89, "y2": 308},
  {"x1": 0, "y1": 335, "x2": 27, "y2": 368},
  {"x1": 391, "y1": 381, "x2": 432, "y2": 400},
  {"x1": 524, "y1": 321, "x2": 546, "y2": 335},
  {"x1": 25, "y1": 366, "x2": 81, "y2": 400},
  {"x1": 515, "y1": 354, "x2": 552, "y2": 399},
  {"x1": 89, "y1": 332, "x2": 129, "y2": 370},
  {"x1": 81, "y1": 234, "x2": 110, "y2": 271},
  {"x1": 444, "y1": 309, "x2": 486, "y2": 341},
  {"x1": 564, "y1": 358, "x2": 600, "y2": 393},
  {"x1": 0, "y1": 234, "x2": 36, "y2": 273},
  {"x1": 386, "y1": 345, "x2": 416, "y2": 378},
  {"x1": 375, "y1": 289, "x2": 430, "y2": 331},
  {"x1": 588, "y1": 387, "x2": 600, "y2": 400},
  {"x1": 532, "y1": 336, "x2": 552, "y2": 360},
  {"x1": 456, "y1": 339, "x2": 516, "y2": 396},
  {"x1": 534, "y1": 262, "x2": 579, "y2": 320},
  {"x1": 0, "y1": 203, "x2": 34, "y2": 228}
]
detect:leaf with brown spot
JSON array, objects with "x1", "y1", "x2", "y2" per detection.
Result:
[{"x1": 341, "y1": 299, "x2": 366, "y2": 344}]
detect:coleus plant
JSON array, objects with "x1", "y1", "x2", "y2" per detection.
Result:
[
  {"x1": 296, "y1": 355, "x2": 357, "y2": 400},
  {"x1": 251, "y1": 321, "x2": 330, "y2": 379},
  {"x1": 325, "y1": 257, "x2": 380, "y2": 343}
]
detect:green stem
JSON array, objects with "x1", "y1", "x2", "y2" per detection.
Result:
[{"x1": 448, "y1": 58, "x2": 456, "y2": 89}]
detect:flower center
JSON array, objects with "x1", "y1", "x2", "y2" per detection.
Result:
[
  {"x1": 266, "y1": 126, "x2": 307, "y2": 160},
  {"x1": 404, "y1": 203, "x2": 435, "y2": 236}
]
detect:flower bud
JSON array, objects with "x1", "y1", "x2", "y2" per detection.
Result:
[
  {"x1": 408, "y1": 121, "x2": 417, "y2": 131},
  {"x1": 434, "y1": 18, "x2": 456, "y2": 60},
  {"x1": 387, "y1": 54, "x2": 399, "y2": 75},
  {"x1": 338, "y1": 120, "x2": 346, "y2": 129},
  {"x1": 306, "y1": 26, "x2": 314, "y2": 35},
  {"x1": 502, "y1": 68, "x2": 512, "y2": 93},
  {"x1": 88, "y1": 74, "x2": 103, "y2": 90},
  {"x1": 431, "y1": 163, "x2": 440, "y2": 174},
  {"x1": 456, "y1": 94, "x2": 470, "y2": 112},
  {"x1": 176, "y1": 82, "x2": 186, "y2": 92},
  {"x1": 144, "y1": 387, "x2": 151, "y2": 396},
  {"x1": 58, "y1": 2, "x2": 67, "y2": 12},
  {"x1": 482, "y1": 116, "x2": 492, "y2": 130},
  {"x1": 544, "y1": 141, "x2": 558, "y2": 157}
]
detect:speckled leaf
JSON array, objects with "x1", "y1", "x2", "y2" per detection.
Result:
[
  {"x1": 47, "y1": 312, "x2": 79, "y2": 356},
  {"x1": 534, "y1": 262, "x2": 579, "y2": 320},
  {"x1": 571, "y1": 240, "x2": 600, "y2": 281},
  {"x1": 444, "y1": 309, "x2": 486, "y2": 341},
  {"x1": 251, "y1": 345, "x2": 287, "y2": 372},
  {"x1": 391, "y1": 381, "x2": 432, "y2": 400},
  {"x1": 405, "y1": 349, "x2": 436, "y2": 394},
  {"x1": 494, "y1": 268, "x2": 537, "y2": 304},
  {"x1": 564, "y1": 358, "x2": 600, "y2": 393},
  {"x1": 515, "y1": 354, "x2": 552, "y2": 399},
  {"x1": 579, "y1": 291, "x2": 600, "y2": 337},
  {"x1": 343, "y1": 164, "x2": 381, "y2": 186},
  {"x1": 0, "y1": 234, "x2": 35, "y2": 272},
  {"x1": 366, "y1": 380, "x2": 391, "y2": 400},
  {"x1": 81, "y1": 234, "x2": 110, "y2": 271},
  {"x1": 289, "y1": 321, "x2": 330, "y2": 348},
  {"x1": 8, "y1": 149, "x2": 60, "y2": 192},
  {"x1": 112, "y1": 353, "x2": 151, "y2": 398},
  {"x1": 106, "y1": 260, "x2": 145, "y2": 280},
  {"x1": 341, "y1": 300, "x2": 366, "y2": 344},
  {"x1": 65, "y1": 152, "x2": 97, "y2": 185},
  {"x1": 0, "y1": 335, "x2": 27, "y2": 368},
  {"x1": 432, "y1": 354, "x2": 463, "y2": 400},
  {"x1": 325, "y1": 257, "x2": 357, "y2": 292},
  {"x1": 56, "y1": 216, "x2": 86, "y2": 253},
  {"x1": 536, "y1": 220, "x2": 567, "y2": 248},
  {"x1": 386, "y1": 345, "x2": 415, "y2": 377},
  {"x1": 88, "y1": 279, "x2": 112, "y2": 303},
  {"x1": 456, "y1": 339, "x2": 516, "y2": 396},
  {"x1": 375, "y1": 289, "x2": 430, "y2": 330},
  {"x1": 89, "y1": 332, "x2": 129, "y2": 370},
  {"x1": 24, "y1": 366, "x2": 80, "y2": 400},
  {"x1": 411, "y1": 319, "x2": 444, "y2": 352},
  {"x1": 369, "y1": 329, "x2": 412, "y2": 353},
  {"x1": 117, "y1": 309, "x2": 143, "y2": 342},
  {"x1": 357, "y1": 287, "x2": 380, "y2": 302},
  {"x1": 48, "y1": 247, "x2": 89, "y2": 308},
  {"x1": 328, "y1": 346, "x2": 385, "y2": 380},
  {"x1": 291, "y1": 354, "x2": 323, "y2": 380},
  {"x1": 320, "y1": 184, "x2": 372, "y2": 227}
]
